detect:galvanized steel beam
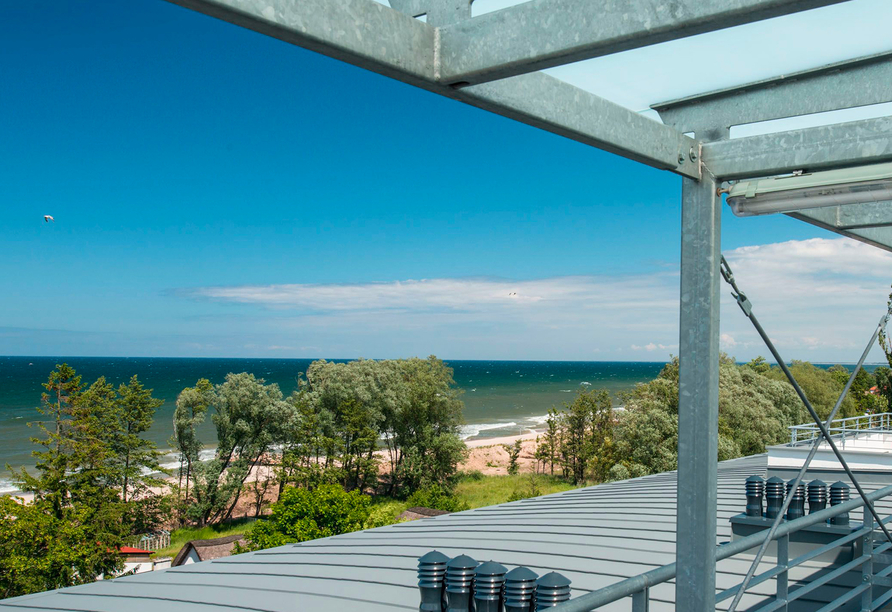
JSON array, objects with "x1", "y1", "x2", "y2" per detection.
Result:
[
  {"x1": 785, "y1": 201, "x2": 892, "y2": 230},
  {"x1": 163, "y1": 0, "x2": 438, "y2": 88},
  {"x1": 703, "y1": 116, "x2": 892, "y2": 180},
  {"x1": 164, "y1": 0, "x2": 702, "y2": 179},
  {"x1": 437, "y1": 0, "x2": 849, "y2": 86},
  {"x1": 676, "y1": 174, "x2": 721, "y2": 612},
  {"x1": 655, "y1": 52, "x2": 892, "y2": 135},
  {"x1": 786, "y1": 210, "x2": 892, "y2": 252},
  {"x1": 458, "y1": 73, "x2": 700, "y2": 178}
]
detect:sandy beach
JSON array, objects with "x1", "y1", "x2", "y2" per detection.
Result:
[{"x1": 4, "y1": 430, "x2": 546, "y2": 511}]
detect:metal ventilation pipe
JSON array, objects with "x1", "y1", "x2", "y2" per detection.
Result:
[
  {"x1": 807, "y1": 479, "x2": 828, "y2": 514},
  {"x1": 745, "y1": 475, "x2": 764, "y2": 517},
  {"x1": 446, "y1": 554, "x2": 479, "y2": 612},
  {"x1": 534, "y1": 572, "x2": 571, "y2": 610},
  {"x1": 785, "y1": 479, "x2": 805, "y2": 520},
  {"x1": 765, "y1": 476, "x2": 786, "y2": 520},
  {"x1": 504, "y1": 567, "x2": 538, "y2": 612},
  {"x1": 829, "y1": 481, "x2": 851, "y2": 526},
  {"x1": 418, "y1": 551, "x2": 450, "y2": 612},
  {"x1": 474, "y1": 561, "x2": 507, "y2": 612}
]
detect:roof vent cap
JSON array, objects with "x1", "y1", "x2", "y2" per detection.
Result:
[
  {"x1": 505, "y1": 566, "x2": 538, "y2": 612},
  {"x1": 535, "y1": 572, "x2": 571, "y2": 609},
  {"x1": 474, "y1": 561, "x2": 507, "y2": 612},
  {"x1": 446, "y1": 554, "x2": 478, "y2": 612}
]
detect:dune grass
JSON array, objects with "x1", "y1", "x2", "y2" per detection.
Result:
[{"x1": 454, "y1": 472, "x2": 579, "y2": 509}]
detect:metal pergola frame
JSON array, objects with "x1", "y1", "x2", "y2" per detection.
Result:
[{"x1": 162, "y1": 1, "x2": 892, "y2": 609}]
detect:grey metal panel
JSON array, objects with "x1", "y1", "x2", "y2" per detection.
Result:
[
  {"x1": 456, "y1": 72, "x2": 700, "y2": 179},
  {"x1": 0, "y1": 455, "x2": 771, "y2": 612},
  {"x1": 654, "y1": 52, "x2": 892, "y2": 135},
  {"x1": 163, "y1": 0, "x2": 437, "y2": 88},
  {"x1": 703, "y1": 116, "x2": 892, "y2": 179},
  {"x1": 436, "y1": 0, "x2": 849, "y2": 85},
  {"x1": 677, "y1": 174, "x2": 722, "y2": 611}
]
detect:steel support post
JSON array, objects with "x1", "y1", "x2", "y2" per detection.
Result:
[{"x1": 676, "y1": 174, "x2": 721, "y2": 612}]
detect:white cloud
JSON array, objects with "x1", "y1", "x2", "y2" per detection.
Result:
[{"x1": 176, "y1": 238, "x2": 892, "y2": 361}]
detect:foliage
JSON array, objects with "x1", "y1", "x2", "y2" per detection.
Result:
[
  {"x1": 111, "y1": 376, "x2": 165, "y2": 504},
  {"x1": 536, "y1": 389, "x2": 614, "y2": 485},
  {"x1": 504, "y1": 439, "x2": 522, "y2": 475},
  {"x1": 171, "y1": 378, "x2": 213, "y2": 512},
  {"x1": 611, "y1": 356, "x2": 813, "y2": 477},
  {"x1": 0, "y1": 496, "x2": 122, "y2": 599},
  {"x1": 0, "y1": 365, "x2": 164, "y2": 597},
  {"x1": 241, "y1": 484, "x2": 372, "y2": 551},
  {"x1": 185, "y1": 373, "x2": 293, "y2": 526},
  {"x1": 507, "y1": 473, "x2": 542, "y2": 502},
  {"x1": 763, "y1": 361, "x2": 858, "y2": 420},
  {"x1": 278, "y1": 357, "x2": 466, "y2": 497},
  {"x1": 405, "y1": 484, "x2": 469, "y2": 513},
  {"x1": 381, "y1": 357, "x2": 467, "y2": 496}
]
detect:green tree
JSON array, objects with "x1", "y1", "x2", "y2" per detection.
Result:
[
  {"x1": 504, "y1": 439, "x2": 522, "y2": 475},
  {"x1": 240, "y1": 484, "x2": 371, "y2": 551},
  {"x1": 172, "y1": 379, "x2": 213, "y2": 509},
  {"x1": 613, "y1": 356, "x2": 806, "y2": 477},
  {"x1": 4, "y1": 366, "x2": 125, "y2": 596},
  {"x1": 764, "y1": 361, "x2": 859, "y2": 419},
  {"x1": 188, "y1": 373, "x2": 293, "y2": 526},
  {"x1": 0, "y1": 497, "x2": 121, "y2": 599},
  {"x1": 383, "y1": 357, "x2": 466, "y2": 495},
  {"x1": 111, "y1": 376, "x2": 164, "y2": 503},
  {"x1": 13, "y1": 364, "x2": 83, "y2": 516},
  {"x1": 555, "y1": 389, "x2": 614, "y2": 484}
]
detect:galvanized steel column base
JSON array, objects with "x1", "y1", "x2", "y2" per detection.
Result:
[{"x1": 676, "y1": 173, "x2": 721, "y2": 612}]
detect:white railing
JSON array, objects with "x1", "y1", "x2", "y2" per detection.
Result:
[{"x1": 789, "y1": 412, "x2": 892, "y2": 447}]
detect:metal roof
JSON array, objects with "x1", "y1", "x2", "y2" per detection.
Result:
[{"x1": 0, "y1": 455, "x2": 799, "y2": 611}]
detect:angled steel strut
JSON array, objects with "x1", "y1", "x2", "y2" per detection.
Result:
[{"x1": 720, "y1": 255, "x2": 892, "y2": 612}]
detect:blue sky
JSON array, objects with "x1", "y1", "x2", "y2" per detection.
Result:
[{"x1": 3, "y1": 0, "x2": 892, "y2": 362}]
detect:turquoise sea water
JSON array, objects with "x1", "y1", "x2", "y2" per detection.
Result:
[{"x1": 0, "y1": 356, "x2": 667, "y2": 492}]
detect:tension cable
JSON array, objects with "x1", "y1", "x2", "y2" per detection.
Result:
[{"x1": 721, "y1": 255, "x2": 892, "y2": 612}]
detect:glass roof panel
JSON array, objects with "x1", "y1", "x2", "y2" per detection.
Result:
[{"x1": 541, "y1": 0, "x2": 892, "y2": 114}]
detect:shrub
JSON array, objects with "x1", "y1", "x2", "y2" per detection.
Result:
[
  {"x1": 508, "y1": 474, "x2": 542, "y2": 502},
  {"x1": 405, "y1": 485, "x2": 469, "y2": 513},
  {"x1": 241, "y1": 484, "x2": 371, "y2": 551}
]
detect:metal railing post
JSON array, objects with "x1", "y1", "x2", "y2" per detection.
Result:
[
  {"x1": 776, "y1": 534, "x2": 789, "y2": 612},
  {"x1": 632, "y1": 588, "x2": 649, "y2": 612},
  {"x1": 862, "y1": 509, "x2": 874, "y2": 612}
]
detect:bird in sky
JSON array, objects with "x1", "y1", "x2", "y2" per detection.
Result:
[
  {"x1": 44, "y1": 215, "x2": 54, "y2": 223},
  {"x1": 508, "y1": 292, "x2": 518, "y2": 297}
]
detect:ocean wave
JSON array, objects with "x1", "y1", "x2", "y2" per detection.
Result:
[
  {"x1": 158, "y1": 448, "x2": 217, "y2": 471},
  {"x1": 525, "y1": 414, "x2": 550, "y2": 426},
  {"x1": 460, "y1": 422, "x2": 517, "y2": 440},
  {"x1": 0, "y1": 478, "x2": 21, "y2": 495}
]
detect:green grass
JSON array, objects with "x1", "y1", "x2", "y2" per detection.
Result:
[
  {"x1": 160, "y1": 474, "x2": 580, "y2": 549},
  {"x1": 454, "y1": 473, "x2": 579, "y2": 509},
  {"x1": 153, "y1": 518, "x2": 256, "y2": 559}
]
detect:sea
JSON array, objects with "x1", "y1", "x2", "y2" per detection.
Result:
[{"x1": 0, "y1": 356, "x2": 668, "y2": 493}]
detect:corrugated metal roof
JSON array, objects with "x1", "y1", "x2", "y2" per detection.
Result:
[{"x1": 4, "y1": 454, "x2": 885, "y2": 612}]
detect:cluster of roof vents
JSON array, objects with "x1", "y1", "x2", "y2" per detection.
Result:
[
  {"x1": 745, "y1": 476, "x2": 851, "y2": 525},
  {"x1": 418, "y1": 551, "x2": 572, "y2": 612}
]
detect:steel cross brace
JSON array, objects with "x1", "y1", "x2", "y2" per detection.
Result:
[{"x1": 720, "y1": 255, "x2": 892, "y2": 612}]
